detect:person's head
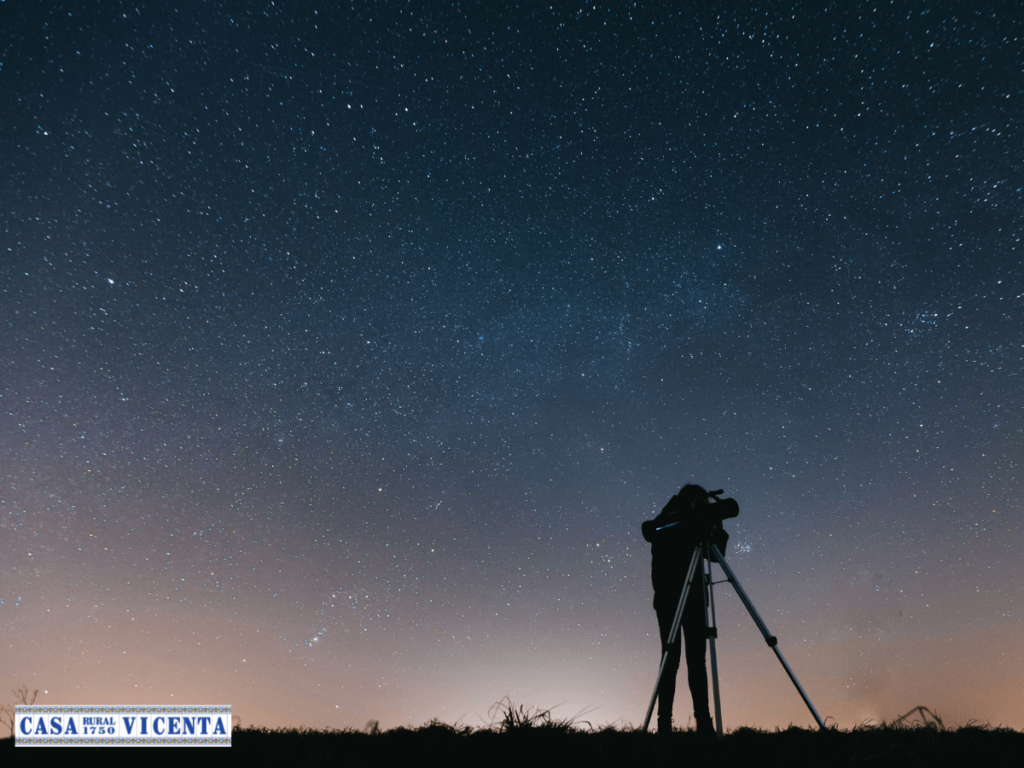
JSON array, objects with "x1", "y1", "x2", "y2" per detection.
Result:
[
  {"x1": 658, "y1": 484, "x2": 710, "y2": 521},
  {"x1": 676, "y1": 484, "x2": 710, "y2": 511}
]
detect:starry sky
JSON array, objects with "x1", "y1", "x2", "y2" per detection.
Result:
[{"x1": 2, "y1": 1, "x2": 1022, "y2": 731}]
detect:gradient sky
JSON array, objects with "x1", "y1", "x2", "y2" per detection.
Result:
[{"x1": 2, "y1": 1, "x2": 1022, "y2": 732}]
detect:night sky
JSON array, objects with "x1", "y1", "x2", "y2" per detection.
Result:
[{"x1": 3, "y1": 1, "x2": 1022, "y2": 731}]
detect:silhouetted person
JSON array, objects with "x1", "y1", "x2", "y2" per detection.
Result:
[{"x1": 642, "y1": 484, "x2": 738, "y2": 736}]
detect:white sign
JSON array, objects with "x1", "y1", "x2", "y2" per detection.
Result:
[{"x1": 15, "y1": 705, "x2": 232, "y2": 746}]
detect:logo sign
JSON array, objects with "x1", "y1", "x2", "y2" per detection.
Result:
[{"x1": 15, "y1": 705, "x2": 232, "y2": 746}]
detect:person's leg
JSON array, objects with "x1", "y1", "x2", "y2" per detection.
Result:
[
  {"x1": 656, "y1": 606, "x2": 681, "y2": 733},
  {"x1": 682, "y1": 601, "x2": 713, "y2": 734}
]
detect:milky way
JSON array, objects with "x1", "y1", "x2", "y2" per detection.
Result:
[{"x1": 2, "y1": 2, "x2": 1022, "y2": 730}]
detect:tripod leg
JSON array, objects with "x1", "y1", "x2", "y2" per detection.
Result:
[
  {"x1": 643, "y1": 544, "x2": 702, "y2": 732},
  {"x1": 703, "y1": 543, "x2": 724, "y2": 737},
  {"x1": 708, "y1": 543, "x2": 825, "y2": 729}
]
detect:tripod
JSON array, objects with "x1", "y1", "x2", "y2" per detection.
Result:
[{"x1": 643, "y1": 539, "x2": 824, "y2": 734}]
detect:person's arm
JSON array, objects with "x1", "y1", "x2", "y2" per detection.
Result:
[{"x1": 641, "y1": 519, "x2": 658, "y2": 542}]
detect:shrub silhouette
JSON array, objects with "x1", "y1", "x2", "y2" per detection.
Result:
[{"x1": 0, "y1": 687, "x2": 38, "y2": 737}]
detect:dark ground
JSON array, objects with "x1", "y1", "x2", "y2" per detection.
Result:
[{"x1": 4, "y1": 721, "x2": 1022, "y2": 765}]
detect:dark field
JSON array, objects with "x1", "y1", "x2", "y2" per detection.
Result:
[
  {"x1": 4, "y1": 711, "x2": 1021, "y2": 765},
  {"x1": 227, "y1": 722, "x2": 1021, "y2": 766}
]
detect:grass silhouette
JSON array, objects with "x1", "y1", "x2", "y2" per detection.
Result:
[
  {"x1": 223, "y1": 702, "x2": 1022, "y2": 766},
  {"x1": 4, "y1": 700, "x2": 1021, "y2": 764},
  {"x1": 487, "y1": 695, "x2": 595, "y2": 732}
]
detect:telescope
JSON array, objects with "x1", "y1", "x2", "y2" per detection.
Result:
[{"x1": 653, "y1": 491, "x2": 739, "y2": 533}]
